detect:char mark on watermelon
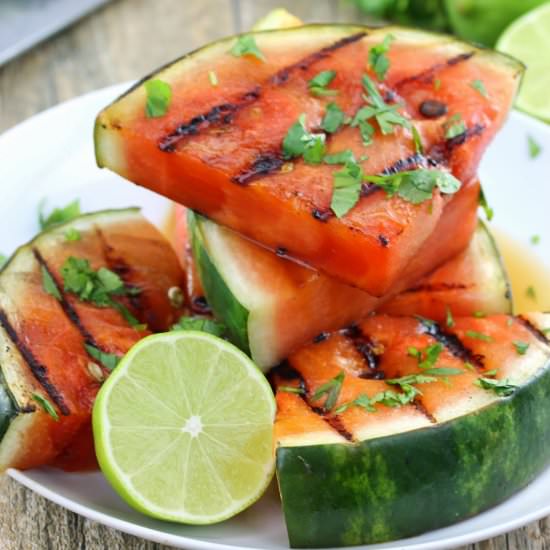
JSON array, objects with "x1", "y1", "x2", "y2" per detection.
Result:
[
  {"x1": 272, "y1": 361, "x2": 356, "y2": 441},
  {"x1": 159, "y1": 32, "x2": 367, "y2": 153},
  {"x1": 232, "y1": 152, "x2": 285, "y2": 185},
  {"x1": 343, "y1": 325, "x2": 384, "y2": 379},
  {"x1": 0, "y1": 308, "x2": 70, "y2": 415},
  {"x1": 516, "y1": 316, "x2": 550, "y2": 345},
  {"x1": 413, "y1": 399, "x2": 437, "y2": 423},
  {"x1": 395, "y1": 51, "x2": 475, "y2": 88},
  {"x1": 418, "y1": 317, "x2": 485, "y2": 369},
  {"x1": 32, "y1": 248, "x2": 103, "y2": 351},
  {"x1": 405, "y1": 281, "x2": 469, "y2": 293}
]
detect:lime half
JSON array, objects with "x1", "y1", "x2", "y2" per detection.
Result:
[
  {"x1": 497, "y1": 2, "x2": 550, "y2": 122},
  {"x1": 92, "y1": 331, "x2": 276, "y2": 524}
]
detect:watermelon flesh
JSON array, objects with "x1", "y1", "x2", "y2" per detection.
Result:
[
  {"x1": 176, "y1": 200, "x2": 510, "y2": 369},
  {"x1": 95, "y1": 25, "x2": 522, "y2": 296},
  {"x1": 0, "y1": 209, "x2": 186, "y2": 472},
  {"x1": 274, "y1": 312, "x2": 550, "y2": 546}
]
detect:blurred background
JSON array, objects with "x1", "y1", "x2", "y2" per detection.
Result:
[{"x1": 1, "y1": 0, "x2": 549, "y2": 134}]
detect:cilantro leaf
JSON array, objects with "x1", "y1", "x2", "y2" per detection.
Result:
[
  {"x1": 470, "y1": 79, "x2": 488, "y2": 98},
  {"x1": 364, "y1": 169, "x2": 461, "y2": 204},
  {"x1": 85, "y1": 344, "x2": 120, "y2": 371},
  {"x1": 421, "y1": 367, "x2": 464, "y2": 376},
  {"x1": 368, "y1": 34, "x2": 394, "y2": 81},
  {"x1": 229, "y1": 35, "x2": 265, "y2": 61},
  {"x1": 208, "y1": 70, "x2": 218, "y2": 87},
  {"x1": 324, "y1": 149, "x2": 356, "y2": 165},
  {"x1": 312, "y1": 371, "x2": 345, "y2": 412},
  {"x1": 308, "y1": 70, "x2": 338, "y2": 97},
  {"x1": 411, "y1": 125, "x2": 424, "y2": 155},
  {"x1": 478, "y1": 186, "x2": 494, "y2": 221},
  {"x1": 282, "y1": 114, "x2": 326, "y2": 162},
  {"x1": 444, "y1": 113, "x2": 466, "y2": 140},
  {"x1": 303, "y1": 134, "x2": 327, "y2": 165},
  {"x1": 144, "y1": 79, "x2": 172, "y2": 118},
  {"x1": 321, "y1": 102, "x2": 345, "y2": 133},
  {"x1": 330, "y1": 161, "x2": 363, "y2": 218},
  {"x1": 171, "y1": 316, "x2": 226, "y2": 337},
  {"x1": 513, "y1": 340, "x2": 529, "y2": 355},
  {"x1": 64, "y1": 228, "x2": 81, "y2": 242},
  {"x1": 528, "y1": 135, "x2": 542, "y2": 159},
  {"x1": 475, "y1": 377, "x2": 516, "y2": 397},
  {"x1": 446, "y1": 306, "x2": 455, "y2": 328},
  {"x1": 279, "y1": 386, "x2": 306, "y2": 395},
  {"x1": 39, "y1": 199, "x2": 81, "y2": 230},
  {"x1": 465, "y1": 330, "x2": 493, "y2": 342},
  {"x1": 418, "y1": 343, "x2": 443, "y2": 370},
  {"x1": 32, "y1": 393, "x2": 59, "y2": 421},
  {"x1": 41, "y1": 265, "x2": 61, "y2": 300}
]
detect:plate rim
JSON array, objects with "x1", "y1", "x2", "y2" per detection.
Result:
[{"x1": 3, "y1": 82, "x2": 550, "y2": 550}]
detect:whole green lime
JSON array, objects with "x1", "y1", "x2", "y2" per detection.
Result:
[{"x1": 444, "y1": 0, "x2": 548, "y2": 46}]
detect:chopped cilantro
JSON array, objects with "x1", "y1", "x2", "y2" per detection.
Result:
[
  {"x1": 526, "y1": 285, "x2": 537, "y2": 301},
  {"x1": 144, "y1": 79, "x2": 172, "y2": 118},
  {"x1": 324, "y1": 149, "x2": 356, "y2": 165},
  {"x1": 32, "y1": 393, "x2": 59, "y2": 421},
  {"x1": 464, "y1": 362, "x2": 475, "y2": 371},
  {"x1": 229, "y1": 35, "x2": 265, "y2": 61},
  {"x1": 473, "y1": 310, "x2": 486, "y2": 318},
  {"x1": 39, "y1": 199, "x2": 81, "y2": 230},
  {"x1": 531, "y1": 235, "x2": 540, "y2": 245},
  {"x1": 434, "y1": 78, "x2": 441, "y2": 91},
  {"x1": 528, "y1": 135, "x2": 542, "y2": 159},
  {"x1": 279, "y1": 386, "x2": 305, "y2": 395},
  {"x1": 308, "y1": 70, "x2": 338, "y2": 97},
  {"x1": 446, "y1": 306, "x2": 455, "y2": 328},
  {"x1": 282, "y1": 114, "x2": 326, "y2": 162},
  {"x1": 171, "y1": 316, "x2": 226, "y2": 337},
  {"x1": 41, "y1": 266, "x2": 61, "y2": 300},
  {"x1": 64, "y1": 228, "x2": 81, "y2": 242},
  {"x1": 321, "y1": 102, "x2": 345, "y2": 133},
  {"x1": 407, "y1": 346, "x2": 421, "y2": 360},
  {"x1": 475, "y1": 377, "x2": 516, "y2": 397},
  {"x1": 411, "y1": 125, "x2": 424, "y2": 155},
  {"x1": 85, "y1": 344, "x2": 120, "y2": 371},
  {"x1": 465, "y1": 330, "x2": 493, "y2": 342},
  {"x1": 312, "y1": 371, "x2": 345, "y2": 412},
  {"x1": 444, "y1": 113, "x2": 466, "y2": 140},
  {"x1": 422, "y1": 367, "x2": 463, "y2": 376},
  {"x1": 330, "y1": 161, "x2": 363, "y2": 218},
  {"x1": 368, "y1": 34, "x2": 394, "y2": 81},
  {"x1": 418, "y1": 343, "x2": 443, "y2": 370},
  {"x1": 364, "y1": 169, "x2": 461, "y2": 204},
  {"x1": 513, "y1": 341, "x2": 529, "y2": 355},
  {"x1": 470, "y1": 79, "x2": 488, "y2": 98},
  {"x1": 61, "y1": 257, "x2": 141, "y2": 326},
  {"x1": 478, "y1": 186, "x2": 494, "y2": 221},
  {"x1": 208, "y1": 70, "x2": 218, "y2": 86}
]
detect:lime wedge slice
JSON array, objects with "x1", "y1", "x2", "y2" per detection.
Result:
[
  {"x1": 497, "y1": 2, "x2": 550, "y2": 122},
  {"x1": 92, "y1": 331, "x2": 276, "y2": 524}
]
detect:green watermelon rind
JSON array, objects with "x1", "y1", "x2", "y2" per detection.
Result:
[{"x1": 277, "y1": 354, "x2": 550, "y2": 547}]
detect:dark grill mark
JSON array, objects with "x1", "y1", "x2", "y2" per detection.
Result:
[
  {"x1": 419, "y1": 100, "x2": 448, "y2": 119},
  {"x1": 429, "y1": 123, "x2": 485, "y2": 164},
  {"x1": 404, "y1": 282, "x2": 469, "y2": 293},
  {"x1": 276, "y1": 247, "x2": 288, "y2": 257},
  {"x1": 378, "y1": 234, "x2": 389, "y2": 247},
  {"x1": 232, "y1": 153, "x2": 284, "y2": 185},
  {"x1": 413, "y1": 399, "x2": 437, "y2": 423},
  {"x1": 418, "y1": 318, "x2": 485, "y2": 369},
  {"x1": 517, "y1": 315, "x2": 550, "y2": 345},
  {"x1": 312, "y1": 209, "x2": 333, "y2": 222},
  {"x1": 343, "y1": 325, "x2": 385, "y2": 380},
  {"x1": 395, "y1": 52, "x2": 475, "y2": 88},
  {"x1": 0, "y1": 309, "x2": 70, "y2": 416},
  {"x1": 33, "y1": 249, "x2": 101, "y2": 351},
  {"x1": 271, "y1": 361, "x2": 355, "y2": 441},
  {"x1": 313, "y1": 332, "x2": 329, "y2": 344},
  {"x1": 270, "y1": 32, "x2": 367, "y2": 85},
  {"x1": 382, "y1": 152, "x2": 430, "y2": 175},
  {"x1": 159, "y1": 33, "x2": 366, "y2": 152}
]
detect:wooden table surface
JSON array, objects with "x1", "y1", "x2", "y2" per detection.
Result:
[{"x1": 0, "y1": 0, "x2": 548, "y2": 548}]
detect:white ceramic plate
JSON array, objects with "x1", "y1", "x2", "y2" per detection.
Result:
[{"x1": 1, "y1": 84, "x2": 550, "y2": 550}]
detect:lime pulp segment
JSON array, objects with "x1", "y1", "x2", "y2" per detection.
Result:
[{"x1": 92, "y1": 331, "x2": 276, "y2": 524}]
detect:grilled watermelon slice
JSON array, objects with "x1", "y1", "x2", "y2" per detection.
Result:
[
  {"x1": 274, "y1": 312, "x2": 550, "y2": 547},
  {"x1": 95, "y1": 25, "x2": 522, "y2": 296},
  {"x1": 0, "y1": 209, "x2": 186, "y2": 472},
  {"x1": 186, "y1": 201, "x2": 510, "y2": 369}
]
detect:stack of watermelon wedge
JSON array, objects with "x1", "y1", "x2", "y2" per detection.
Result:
[{"x1": 94, "y1": 12, "x2": 550, "y2": 548}]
